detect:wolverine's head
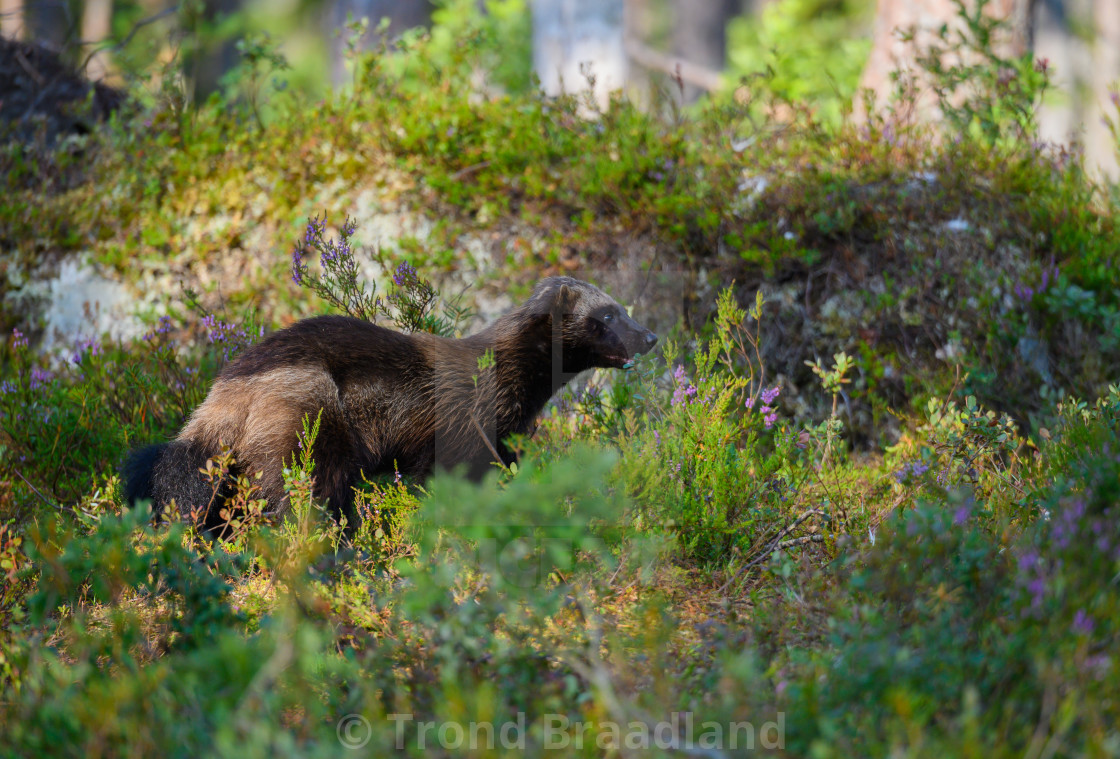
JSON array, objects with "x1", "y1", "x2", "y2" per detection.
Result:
[{"x1": 530, "y1": 277, "x2": 658, "y2": 371}]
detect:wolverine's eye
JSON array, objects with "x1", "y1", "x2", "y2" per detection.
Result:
[{"x1": 602, "y1": 313, "x2": 614, "y2": 323}]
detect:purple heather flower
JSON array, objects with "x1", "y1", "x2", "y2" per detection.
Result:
[
  {"x1": 1081, "y1": 654, "x2": 1111, "y2": 681},
  {"x1": 1015, "y1": 547, "x2": 1050, "y2": 617},
  {"x1": 745, "y1": 396, "x2": 755, "y2": 410},
  {"x1": 199, "y1": 315, "x2": 252, "y2": 361},
  {"x1": 653, "y1": 430, "x2": 661, "y2": 447},
  {"x1": 761, "y1": 385, "x2": 780, "y2": 405},
  {"x1": 393, "y1": 262, "x2": 417, "y2": 287},
  {"x1": 1066, "y1": 608, "x2": 1093, "y2": 640},
  {"x1": 291, "y1": 246, "x2": 304, "y2": 285},
  {"x1": 1027, "y1": 577, "x2": 1046, "y2": 601},
  {"x1": 305, "y1": 216, "x2": 325, "y2": 244},
  {"x1": 29, "y1": 367, "x2": 53, "y2": 390},
  {"x1": 143, "y1": 316, "x2": 173, "y2": 342},
  {"x1": 893, "y1": 461, "x2": 930, "y2": 484},
  {"x1": 670, "y1": 364, "x2": 697, "y2": 407},
  {"x1": 1017, "y1": 549, "x2": 1039, "y2": 574},
  {"x1": 0, "y1": 380, "x2": 16, "y2": 394},
  {"x1": 71, "y1": 338, "x2": 102, "y2": 365},
  {"x1": 11, "y1": 329, "x2": 28, "y2": 350},
  {"x1": 763, "y1": 409, "x2": 777, "y2": 429},
  {"x1": 953, "y1": 505, "x2": 971, "y2": 525}
]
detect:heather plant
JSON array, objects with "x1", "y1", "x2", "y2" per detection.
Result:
[
  {"x1": 0, "y1": 326, "x2": 200, "y2": 525},
  {"x1": 291, "y1": 215, "x2": 378, "y2": 322},
  {"x1": 746, "y1": 388, "x2": 1120, "y2": 755},
  {"x1": 618, "y1": 289, "x2": 834, "y2": 567},
  {"x1": 804, "y1": 350, "x2": 854, "y2": 467},
  {"x1": 291, "y1": 214, "x2": 471, "y2": 336}
]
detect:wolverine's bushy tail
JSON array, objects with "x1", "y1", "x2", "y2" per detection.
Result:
[
  {"x1": 122, "y1": 443, "x2": 166, "y2": 514},
  {"x1": 123, "y1": 440, "x2": 228, "y2": 529}
]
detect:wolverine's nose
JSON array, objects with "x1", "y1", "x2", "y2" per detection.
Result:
[{"x1": 644, "y1": 331, "x2": 658, "y2": 349}]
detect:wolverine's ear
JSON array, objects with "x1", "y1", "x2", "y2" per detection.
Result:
[{"x1": 555, "y1": 282, "x2": 586, "y2": 315}]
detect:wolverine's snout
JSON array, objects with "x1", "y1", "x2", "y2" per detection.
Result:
[{"x1": 613, "y1": 313, "x2": 658, "y2": 358}]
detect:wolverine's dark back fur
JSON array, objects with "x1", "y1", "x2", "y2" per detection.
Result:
[{"x1": 220, "y1": 315, "x2": 421, "y2": 381}]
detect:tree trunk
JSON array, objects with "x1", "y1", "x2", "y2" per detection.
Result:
[
  {"x1": 532, "y1": 0, "x2": 628, "y2": 110},
  {"x1": 1086, "y1": 0, "x2": 1120, "y2": 177},
  {"x1": 1, "y1": 0, "x2": 24, "y2": 39},
  {"x1": 189, "y1": 0, "x2": 242, "y2": 101},
  {"x1": 1034, "y1": 0, "x2": 1118, "y2": 179},
  {"x1": 857, "y1": 0, "x2": 1029, "y2": 116},
  {"x1": 82, "y1": 0, "x2": 113, "y2": 81},
  {"x1": 25, "y1": 0, "x2": 74, "y2": 48},
  {"x1": 670, "y1": 0, "x2": 737, "y2": 102}
]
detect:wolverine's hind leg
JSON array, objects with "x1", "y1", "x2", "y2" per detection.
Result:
[
  {"x1": 239, "y1": 390, "x2": 360, "y2": 527},
  {"x1": 309, "y1": 409, "x2": 364, "y2": 530}
]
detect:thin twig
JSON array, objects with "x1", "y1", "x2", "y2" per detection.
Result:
[
  {"x1": 623, "y1": 36, "x2": 723, "y2": 92},
  {"x1": 770, "y1": 508, "x2": 826, "y2": 545},
  {"x1": 469, "y1": 412, "x2": 506, "y2": 467},
  {"x1": 450, "y1": 161, "x2": 492, "y2": 181},
  {"x1": 777, "y1": 535, "x2": 824, "y2": 549},
  {"x1": 12, "y1": 469, "x2": 63, "y2": 511},
  {"x1": 14, "y1": 49, "x2": 46, "y2": 87},
  {"x1": 719, "y1": 508, "x2": 828, "y2": 592}
]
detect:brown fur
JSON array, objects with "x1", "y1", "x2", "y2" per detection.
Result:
[{"x1": 124, "y1": 277, "x2": 657, "y2": 530}]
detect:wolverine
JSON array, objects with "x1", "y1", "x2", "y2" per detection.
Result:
[{"x1": 124, "y1": 277, "x2": 657, "y2": 532}]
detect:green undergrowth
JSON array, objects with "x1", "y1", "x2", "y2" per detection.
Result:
[{"x1": 2, "y1": 2, "x2": 1120, "y2": 755}]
